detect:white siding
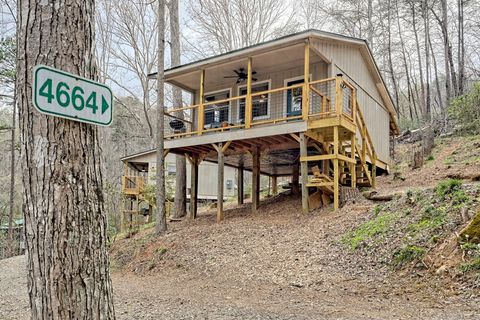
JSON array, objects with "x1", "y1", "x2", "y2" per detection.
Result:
[
  {"x1": 185, "y1": 161, "x2": 237, "y2": 199},
  {"x1": 126, "y1": 153, "x2": 237, "y2": 198},
  {"x1": 312, "y1": 39, "x2": 390, "y2": 162}
]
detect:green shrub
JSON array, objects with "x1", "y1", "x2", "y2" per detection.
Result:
[
  {"x1": 452, "y1": 189, "x2": 469, "y2": 205},
  {"x1": 449, "y1": 82, "x2": 480, "y2": 134},
  {"x1": 408, "y1": 205, "x2": 447, "y2": 235},
  {"x1": 341, "y1": 212, "x2": 399, "y2": 249},
  {"x1": 139, "y1": 184, "x2": 157, "y2": 207},
  {"x1": 460, "y1": 257, "x2": 480, "y2": 273},
  {"x1": 392, "y1": 245, "x2": 426, "y2": 268},
  {"x1": 459, "y1": 236, "x2": 480, "y2": 273},
  {"x1": 435, "y1": 179, "x2": 462, "y2": 200}
]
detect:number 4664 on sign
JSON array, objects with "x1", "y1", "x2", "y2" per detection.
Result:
[{"x1": 33, "y1": 65, "x2": 113, "y2": 126}]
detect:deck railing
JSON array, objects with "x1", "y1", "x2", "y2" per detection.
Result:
[
  {"x1": 165, "y1": 76, "x2": 357, "y2": 139},
  {"x1": 121, "y1": 176, "x2": 145, "y2": 195}
]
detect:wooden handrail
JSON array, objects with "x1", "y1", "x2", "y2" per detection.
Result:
[
  {"x1": 164, "y1": 76, "x2": 356, "y2": 138},
  {"x1": 168, "y1": 80, "x2": 333, "y2": 122},
  {"x1": 309, "y1": 86, "x2": 326, "y2": 99},
  {"x1": 309, "y1": 77, "x2": 336, "y2": 86},
  {"x1": 342, "y1": 79, "x2": 356, "y2": 91},
  {"x1": 122, "y1": 176, "x2": 145, "y2": 194},
  {"x1": 251, "y1": 83, "x2": 304, "y2": 97},
  {"x1": 167, "y1": 81, "x2": 329, "y2": 122},
  {"x1": 168, "y1": 104, "x2": 199, "y2": 114},
  {"x1": 356, "y1": 104, "x2": 377, "y2": 159},
  {"x1": 355, "y1": 143, "x2": 372, "y2": 183}
]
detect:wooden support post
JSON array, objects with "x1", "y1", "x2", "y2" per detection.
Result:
[
  {"x1": 198, "y1": 69, "x2": 205, "y2": 135},
  {"x1": 272, "y1": 176, "x2": 278, "y2": 196},
  {"x1": 245, "y1": 57, "x2": 253, "y2": 128},
  {"x1": 302, "y1": 41, "x2": 310, "y2": 120},
  {"x1": 362, "y1": 125, "x2": 367, "y2": 161},
  {"x1": 292, "y1": 163, "x2": 300, "y2": 196},
  {"x1": 351, "y1": 133, "x2": 356, "y2": 188},
  {"x1": 333, "y1": 126, "x2": 340, "y2": 210},
  {"x1": 321, "y1": 95, "x2": 327, "y2": 113},
  {"x1": 335, "y1": 75, "x2": 343, "y2": 116},
  {"x1": 300, "y1": 132, "x2": 309, "y2": 214},
  {"x1": 189, "y1": 155, "x2": 199, "y2": 219},
  {"x1": 237, "y1": 166, "x2": 244, "y2": 205},
  {"x1": 252, "y1": 146, "x2": 260, "y2": 213},
  {"x1": 216, "y1": 143, "x2": 225, "y2": 222},
  {"x1": 372, "y1": 156, "x2": 376, "y2": 188},
  {"x1": 352, "y1": 86, "x2": 357, "y2": 122}
]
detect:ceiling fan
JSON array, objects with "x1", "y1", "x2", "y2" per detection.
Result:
[{"x1": 224, "y1": 68, "x2": 257, "y2": 84}]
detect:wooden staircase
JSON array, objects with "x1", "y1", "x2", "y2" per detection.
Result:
[{"x1": 301, "y1": 91, "x2": 377, "y2": 209}]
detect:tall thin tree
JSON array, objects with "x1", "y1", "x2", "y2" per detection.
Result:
[
  {"x1": 410, "y1": 1, "x2": 426, "y2": 116},
  {"x1": 423, "y1": 0, "x2": 431, "y2": 121},
  {"x1": 169, "y1": 0, "x2": 187, "y2": 219},
  {"x1": 457, "y1": 0, "x2": 465, "y2": 95},
  {"x1": 156, "y1": 0, "x2": 168, "y2": 235}
]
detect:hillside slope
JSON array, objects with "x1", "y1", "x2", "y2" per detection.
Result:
[
  {"x1": 1, "y1": 136, "x2": 479, "y2": 319},
  {"x1": 108, "y1": 135, "x2": 480, "y2": 319}
]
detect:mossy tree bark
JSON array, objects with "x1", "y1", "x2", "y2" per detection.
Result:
[
  {"x1": 17, "y1": 1, "x2": 115, "y2": 318},
  {"x1": 460, "y1": 209, "x2": 480, "y2": 243}
]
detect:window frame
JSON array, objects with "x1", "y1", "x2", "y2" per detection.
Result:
[
  {"x1": 283, "y1": 74, "x2": 312, "y2": 118},
  {"x1": 203, "y1": 88, "x2": 232, "y2": 126},
  {"x1": 237, "y1": 79, "x2": 271, "y2": 122}
]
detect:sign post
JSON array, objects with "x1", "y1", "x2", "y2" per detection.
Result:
[{"x1": 33, "y1": 65, "x2": 113, "y2": 126}]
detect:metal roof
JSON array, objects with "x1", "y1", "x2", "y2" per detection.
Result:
[{"x1": 120, "y1": 148, "x2": 156, "y2": 162}]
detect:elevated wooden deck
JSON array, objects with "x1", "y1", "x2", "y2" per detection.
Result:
[{"x1": 160, "y1": 74, "x2": 378, "y2": 220}]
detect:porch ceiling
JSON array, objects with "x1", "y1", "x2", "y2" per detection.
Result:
[{"x1": 168, "y1": 43, "x2": 325, "y2": 92}]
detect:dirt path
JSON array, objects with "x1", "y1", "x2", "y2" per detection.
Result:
[{"x1": 2, "y1": 199, "x2": 478, "y2": 319}]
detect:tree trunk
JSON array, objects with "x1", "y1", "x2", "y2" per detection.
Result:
[
  {"x1": 457, "y1": 0, "x2": 465, "y2": 95},
  {"x1": 386, "y1": 0, "x2": 399, "y2": 111},
  {"x1": 423, "y1": 0, "x2": 431, "y2": 121},
  {"x1": 428, "y1": 31, "x2": 444, "y2": 117},
  {"x1": 7, "y1": 87, "x2": 16, "y2": 256},
  {"x1": 156, "y1": 0, "x2": 167, "y2": 235},
  {"x1": 169, "y1": 0, "x2": 186, "y2": 219},
  {"x1": 411, "y1": 3, "x2": 426, "y2": 117},
  {"x1": 459, "y1": 209, "x2": 480, "y2": 244},
  {"x1": 143, "y1": 87, "x2": 154, "y2": 143},
  {"x1": 367, "y1": 0, "x2": 373, "y2": 46},
  {"x1": 439, "y1": 0, "x2": 452, "y2": 104},
  {"x1": 17, "y1": 1, "x2": 115, "y2": 318},
  {"x1": 396, "y1": 1, "x2": 416, "y2": 121}
]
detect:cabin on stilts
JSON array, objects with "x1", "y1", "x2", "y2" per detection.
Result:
[
  {"x1": 120, "y1": 151, "x2": 239, "y2": 230},
  {"x1": 132, "y1": 29, "x2": 399, "y2": 222}
]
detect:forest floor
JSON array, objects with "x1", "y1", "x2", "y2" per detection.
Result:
[{"x1": 1, "y1": 135, "x2": 480, "y2": 320}]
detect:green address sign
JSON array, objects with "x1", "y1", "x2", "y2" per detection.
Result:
[{"x1": 33, "y1": 65, "x2": 113, "y2": 126}]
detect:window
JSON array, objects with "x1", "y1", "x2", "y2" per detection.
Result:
[
  {"x1": 238, "y1": 81, "x2": 270, "y2": 121},
  {"x1": 167, "y1": 164, "x2": 176, "y2": 176},
  {"x1": 204, "y1": 90, "x2": 230, "y2": 128}
]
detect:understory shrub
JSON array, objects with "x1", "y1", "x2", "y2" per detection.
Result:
[{"x1": 449, "y1": 82, "x2": 480, "y2": 134}]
